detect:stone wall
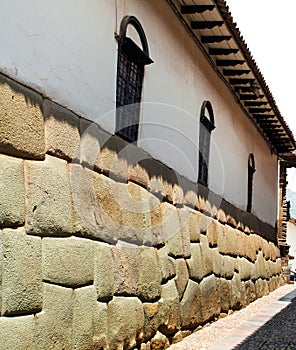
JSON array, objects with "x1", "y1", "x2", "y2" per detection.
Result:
[{"x1": 0, "y1": 73, "x2": 284, "y2": 350}]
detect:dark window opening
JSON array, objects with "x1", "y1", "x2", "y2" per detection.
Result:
[
  {"x1": 116, "y1": 16, "x2": 153, "y2": 143},
  {"x1": 198, "y1": 101, "x2": 215, "y2": 186},
  {"x1": 247, "y1": 153, "x2": 256, "y2": 212}
]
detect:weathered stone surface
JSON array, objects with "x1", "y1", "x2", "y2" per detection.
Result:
[
  {"x1": 200, "y1": 275, "x2": 220, "y2": 323},
  {"x1": 107, "y1": 297, "x2": 144, "y2": 350},
  {"x1": 147, "y1": 194, "x2": 166, "y2": 247},
  {"x1": 180, "y1": 279, "x2": 201, "y2": 328},
  {"x1": 175, "y1": 259, "x2": 189, "y2": 300},
  {"x1": 138, "y1": 247, "x2": 162, "y2": 302},
  {"x1": 216, "y1": 278, "x2": 231, "y2": 313},
  {"x1": 187, "y1": 210, "x2": 201, "y2": 243},
  {"x1": 177, "y1": 208, "x2": 191, "y2": 258},
  {"x1": 162, "y1": 203, "x2": 183, "y2": 258},
  {"x1": 143, "y1": 302, "x2": 159, "y2": 342},
  {"x1": 236, "y1": 257, "x2": 252, "y2": 281},
  {"x1": 217, "y1": 225, "x2": 238, "y2": 256},
  {"x1": 1, "y1": 227, "x2": 42, "y2": 316},
  {"x1": 0, "y1": 74, "x2": 45, "y2": 159},
  {"x1": 158, "y1": 280, "x2": 181, "y2": 335},
  {"x1": 172, "y1": 183, "x2": 184, "y2": 206},
  {"x1": 229, "y1": 273, "x2": 243, "y2": 310},
  {"x1": 42, "y1": 236, "x2": 94, "y2": 288},
  {"x1": 0, "y1": 154, "x2": 25, "y2": 227},
  {"x1": 206, "y1": 219, "x2": 220, "y2": 247},
  {"x1": 43, "y1": 99, "x2": 80, "y2": 161},
  {"x1": 186, "y1": 239, "x2": 213, "y2": 281},
  {"x1": 157, "y1": 246, "x2": 176, "y2": 283},
  {"x1": 72, "y1": 286, "x2": 103, "y2": 350},
  {"x1": 94, "y1": 302, "x2": 109, "y2": 349},
  {"x1": 255, "y1": 251, "x2": 269, "y2": 279},
  {"x1": 94, "y1": 242, "x2": 114, "y2": 301},
  {"x1": 34, "y1": 283, "x2": 73, "y2": 350},
  {"x1": 113, "y1": 245, "x2": 138, "y2": 296},
  {"x1": 150, "y1": 331, "x2": 170, "y2": 350},
  {"x1": 25, "y1": 155, "x2": 73, "y2": 236},
  {"x1": 243, "y1": 233, "x2": 257, "y2": 262},
  {"x1": 120, "y1": 182, "x2": 151, "y2": 245},
  {"x1": 244, "y1": 280, "x2": 256, "y2": 305},
  {"x1": 0, "y1": 315, "x2": 35, "y2": 350}
]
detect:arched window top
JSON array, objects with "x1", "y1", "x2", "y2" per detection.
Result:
[
  {"x1": 248, "y1": 153, "x2": 256, "y2": 172},
  {"x1": 200, "y1": 100, "x2": 215, "y2": 132},
  {"x1": 118, "y1": 15, "x2": 153, "y2": 65}
]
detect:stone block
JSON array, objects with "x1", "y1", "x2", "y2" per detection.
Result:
[
  {"x1": 113, "y1": 245, "x2": 138, "y2": 296},
  {"x1": 175, "y1": 258, "x2": 189, "y2": 300},
  {"x1": 187, "y1": 210, "x2": 201, "y2": 243},
  {"x1": 229, "y1": 273, "x2": 243, "y2": 310},
  {"x1": 172, "y1": 183, "x2": 184, "y2": 206},
  {"x1": 158, "y1": 280, "x2": 181, "y2": 335},
  {"x1": 180, "y1": 279, "x2": 201, "y2": 329},
  {"x1": 34, "y1": 283, "x2": 73, "y2": 350},
  {"x1": 127, "y1": 143, "x2": 150, "y2": 187},
  {"x1": 199, "y1": 235, "x2": 213, "y2": 276},
  {"x1": 42, "y1": 236, "x2": 94, "y2": 288},
  {"x1": 162, "y1": 203, "x2": 183, "y2": 258},
  {"x1": 186, "y1": 243, "x2": 209, "y2": 281},
  {"x1": 0, "y1": 315, "x2": 35, "y2": 350},
  {"x1": 244, "y1": 280, "x2": 256, "y2": 305},
  {"x1": 157, "y1": 246, "x2": 176, "y2": 283},
  {"x1": 150, "y1": 331, "x2": 170, "y2": 350},
  {"x1": 206, "y1": 219, "x2": 220, "y2": 247},
  {"x1": 94, "y1": 242, "x2": 114, "y2": 301},
  {"x1": 0, "y1": 154, "x2": 25, "y2": 227},
  {"x1": 177, "y1": 208, "x2": 191, "y2": 258},
  {"x1": 1, "y1": 227, "x2": 42, "y2": 316},
  {"x1": 25, "y1": 155, "x2": 73, "y2": 236},
  {"x1": 73, "y1": 286, "x2": 105, "y2": 350},
  {"x1": 107, "y1": 297, "x2": 144, "y2": 350},
  {"x1": 0, "y1": 74, "x2": 45, "y2": 159},
  {"x1": 243, "y1": 233, "x2": 257, "y2": 262},
  {"x1": 43, "y1": 99, "x2": 80, "y2": 161},
  {"x1": 217, "y1": 225, "x2": 238, "y2": 256},
  {"x1": 200, "y1": 275, "x2": 220, "y2": 323},
  {"x1": 94, "y1": 302, "x2": 109, "y2": 349},
  {"x1": 236, "y1": 257, "x2": 252, "y2": 281},
  {"x1": 143, "y1": 302, "x2": 159, "y2": 343},
  {"x1": 138, "y1": 247, "x2": 162, "y2": 302},
  {"x1": 216, "y1": 278, "x2": 231, "y2": 313}
]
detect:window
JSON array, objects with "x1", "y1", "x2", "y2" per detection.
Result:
[
  {"x1": 116, "y1": 16, "x2": 153, "y2": 143},
  {"x1": 198, "y1": 101, "x2": 215, "y2": 186},
  {"x1": 247, "y1": 153, "x2": 256, "y2": 212}
]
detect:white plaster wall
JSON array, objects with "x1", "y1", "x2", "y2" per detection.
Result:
[
  {"x1": 287, "y1": 221, "x2": 296, "y2": 272},
  {"x1": 0, "y1": 0, "x2": 278, "y2": 225}
]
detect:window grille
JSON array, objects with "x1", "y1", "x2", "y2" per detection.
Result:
[
  {"x1": 247, "y1": 153, "x2": 256, "y2": 212},
  {"x1": 116, "y1": 16, "x2": 153, "y2": 143},
  {"x1": 198, "y1": 101, "x2": 215, "y2": 186}
]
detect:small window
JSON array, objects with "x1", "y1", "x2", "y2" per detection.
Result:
[
  {"x1": 247, "y1": 153, "x2": 256, "y2": 212},
  {"x1": 198, "y1": 101, "x2": 215, "y2": 186},
  {"x1": 116, "y1": 16, "x2": 153, "y2": 143}
]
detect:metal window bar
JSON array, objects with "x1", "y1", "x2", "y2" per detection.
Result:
[{"x1": 116, "y1": 48, "x2": 144, "y2": 143}]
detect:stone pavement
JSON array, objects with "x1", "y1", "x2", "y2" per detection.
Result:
[{"x1": 169, "y1": 284, "x2": 296, "y2": 350}]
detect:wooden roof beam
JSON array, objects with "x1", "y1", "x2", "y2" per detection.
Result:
[
  {"x1": 229, "y1": 78, "x2": 255, "y2": 85},
  {"x1": 209, "y1": 48, "x2": 239, "y2": 55},
  {"x1": 244, "y1": 101, "x2": 268, "y2": 107},
  {"x1": 181, "y1": 5, "x2": 215, "y2": 14},
  {"x1": 217, "y1": 60, "x2": 245, "y2": 67},
  {"x1": 191, "y1": 21, "x2": 224, "y2": 30},
  {"x1": 239, "y1": 94, "x2": 264, "y2": 100},
  {"x1": 201, "y1": 35, "x2": 232, "y2": 43},
  {"x1": 249, "y1": 107, "x2": 272, "y2": 113},
  {"x1": 223, "y1": 69, "x2": 250, "y2": 76}
]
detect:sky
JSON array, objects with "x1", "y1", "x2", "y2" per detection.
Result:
[{"x1": 225, "y1": 0, "x2": 296, "y2": 191}]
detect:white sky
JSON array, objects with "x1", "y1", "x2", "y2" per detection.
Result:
[{"x1": 225, "y1": 0, "x2": 296, "y2": 191}]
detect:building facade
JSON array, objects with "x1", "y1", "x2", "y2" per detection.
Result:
[{"x1": 0, "y1": 0, "x2": 294, "y2": 349}]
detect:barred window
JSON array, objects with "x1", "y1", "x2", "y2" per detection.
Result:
[
  {"x1": 247, "y1": 153, "x2": 256, "y2": 212},
  {"x1": 198, "y1": 101, "x2": 215, "y2": 187},
  {"x1": 116, "y1": 16, "x2": 153, "y2": 143}
]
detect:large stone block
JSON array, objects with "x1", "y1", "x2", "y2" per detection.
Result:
[
  {"x1": 34, "y1": 283, "x2": 73, "y2": 350},
  {"x1": 177, "y1": 208, "x2": 191, "y2": 258},
  {"x1": 236, "y1": 257, "x2": 252, "y2": 281},
  {"x1": 200, "y1": 275, "x2": 220, "y2": 323},
  {"x1": 43, "y1": 99, "x2": 80, "y2": 162},
  {"x1": 94, "y1": 302, "x2": 109, "y2": 349},
  {"x1": 229, "y1": 273, "x2": 243, "y2": 310},
  {"x1": 107, "y1": 297, "x2": 144, "y2": 350},
  {"x1": 0, "y1": 74, "x2": 45, "y2": 159},
  {"x1": 186, "y1": 241, "x2": 213, "y2": 281},
  {"x1": 216, "y1": 278, "x2": 231, "y2": 313},
  {"x1": 150, "y1": 331, "x2": 170, "y2": 350},
  {"x1": 94, "y1": 242, "x2": 114, "y2": 301},
  {"x1": 0, "y1": 154, "x2": 25, "y2": 227},
  {"x1": 217, "y1": 225, "x2": 238, "y2": 256},
  {"x1": 138, "y1": 247, "x2": 162, "y2": 302},
  {"x1": 0, "y1": 315, "x2": 35, "y2": 350},
  {"x1": 1, "y1": 227, "x2": 42, "y2": 316},
  {"x1": 42, "y1": 236, "x2": 94, "y2": 288},
  {"x1": 157, "y1": 246, "x2": 176, "y2": 283},
  {"x1": 180, "y1": 279, "x2": 201, "y2": 329},
  {"x1": 143, "y1": 302, "x2": 159, "y2": 343},
  {"x1": 158, "y1": 280, "x2": 181, "y2": 335},
  {"x1": 175, "y1": 258, "x2": 189, "y2": 300},
  {"x1": 72, "y1": 286, "x2": 105, "y2": 350},
  {"x1": 25, "y1": 155, "x2": 73, "y2": 236},
  {"x1": 187, "y1": 210, "x2": 201, "y2": 243}
]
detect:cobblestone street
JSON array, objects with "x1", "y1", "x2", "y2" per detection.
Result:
[{"x1": 169, "y1": 284, "x2": 296, "y2": 350}]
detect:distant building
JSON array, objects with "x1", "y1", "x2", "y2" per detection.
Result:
[{"x1": 0, "y1": 0, "x2": 295, "y2": 349}]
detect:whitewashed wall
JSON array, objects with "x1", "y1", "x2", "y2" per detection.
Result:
[{"x1": 0, "y1": 0, "x2": 278, "y2": 226}]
